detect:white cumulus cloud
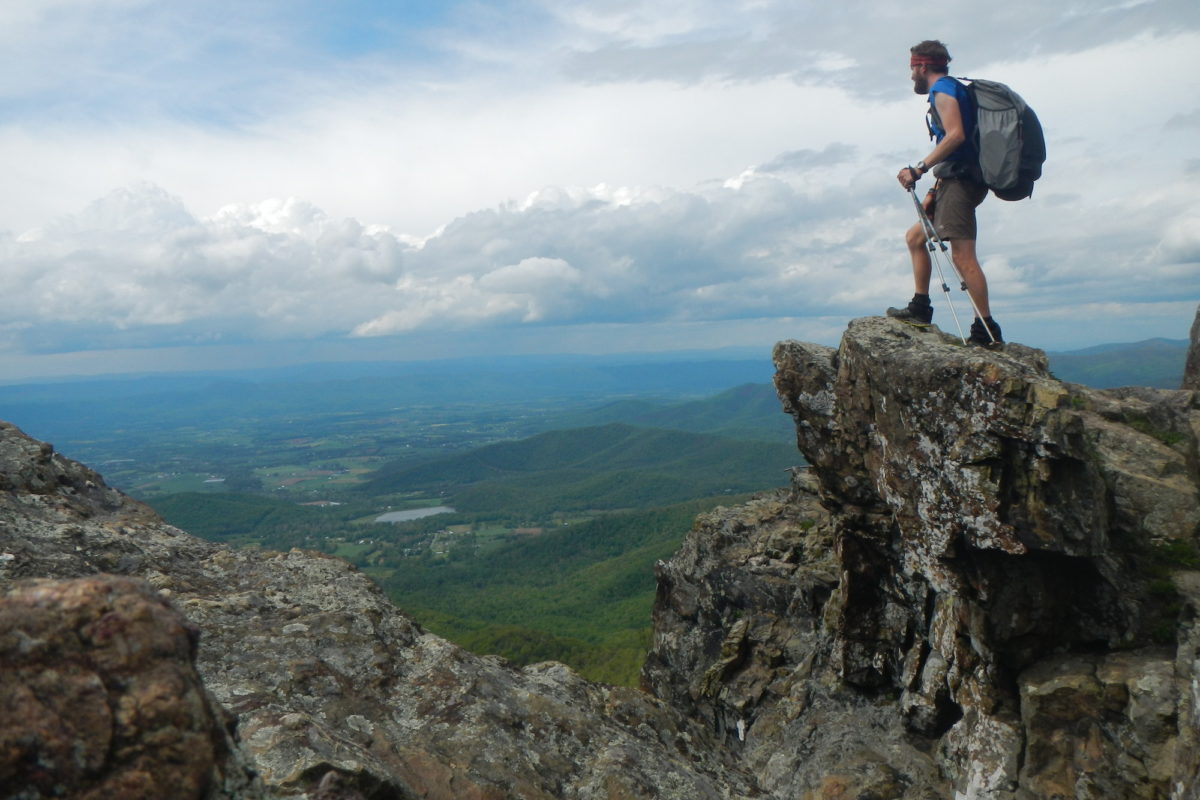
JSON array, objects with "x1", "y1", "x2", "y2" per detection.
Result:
[{"x1": 1, "y1": 1, "x2": 1199, "y2": 375}]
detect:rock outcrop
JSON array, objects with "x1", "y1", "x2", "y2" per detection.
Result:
[
  {"x1": 1184, "y1": 303, "x2": 1200, "y2": 390},
  {"x1": 3, "y1": 312, "x2": 1200, "y2": 800},
  {"x1": 646, "y1": 316, "x2": 1200, "y2": 799}
]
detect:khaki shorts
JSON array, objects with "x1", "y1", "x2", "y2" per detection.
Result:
[{"x1": 932, "y1": 177, "x2": 988, "y2": 241}]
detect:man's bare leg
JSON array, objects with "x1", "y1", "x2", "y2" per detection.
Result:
[
  {"x1": 906, "y1": 221, "x2": 932, "y2": 294},
  {"x1": 948, "y1": 238, "x2": 990, "y2": 318},
  {"x1": 888, "y1": 222, "x2": 936, "y2": 324}
]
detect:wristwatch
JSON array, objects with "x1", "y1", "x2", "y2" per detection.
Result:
[{"x1": 916, "y1": 160, "x2": 928, "y2": 175}]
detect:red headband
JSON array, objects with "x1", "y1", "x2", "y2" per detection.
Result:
[{"x1": 910, "y1": 55, "x2": 947, "y2": 68}]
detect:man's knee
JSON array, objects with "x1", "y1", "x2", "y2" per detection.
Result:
[{"x1": 906, "y1": 224, "x2": 925, "y2": 250}]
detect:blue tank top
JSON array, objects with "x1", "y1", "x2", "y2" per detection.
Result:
[{"x1": 928, "y1": 76, "x2": 976, "y2": 168}]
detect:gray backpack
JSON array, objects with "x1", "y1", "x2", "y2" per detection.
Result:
[{"x1": 932, "y1": 78, "x2": 1047, "y2": 201}]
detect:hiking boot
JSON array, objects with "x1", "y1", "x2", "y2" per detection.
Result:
[
  {"x1": 886, "y1": 295, "x2": 933, "y2": 326},
  {"x1": 968, "y1": 316, "x2": 1004, "y2": 347}
]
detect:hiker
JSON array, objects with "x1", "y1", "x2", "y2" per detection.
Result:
[{"x1": 889, "y1": 40, "x2": 1003, "y2": 346}]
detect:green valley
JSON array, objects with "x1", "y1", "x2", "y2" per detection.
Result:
[{"x1": 149, "y1": 420, "x2": 800, "y2": 685}]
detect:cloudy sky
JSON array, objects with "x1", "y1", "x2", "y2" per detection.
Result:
[{"x1": 1, "y1": 0, "x2": 1197, "y2": 379}]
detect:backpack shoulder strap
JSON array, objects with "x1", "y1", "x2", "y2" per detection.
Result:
[{"x1": 926, "y1": 76, "x2": 955, "y2": 141}]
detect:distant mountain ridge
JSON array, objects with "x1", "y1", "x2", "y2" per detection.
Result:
[
  {"x1": 1046, "y1": 337, "x2": 1187, "y2": 388},
  {"x1": 547, "y1": 383, "x2": 794, "y2": 442}
]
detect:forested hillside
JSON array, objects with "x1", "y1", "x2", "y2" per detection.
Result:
[
  {"x1": 152, "y1": 492, "x2": 389, "y2": 550},
  {"x1": 545, "y1": 383, "x2": 794, "y2": 442},
  {"x1": 380, "y1": 498, "x2": 744, "y2": 684},
  {"x1": 1047, "y1": 338, "x2": 1187, "y2": 388},
  {"x1": 360, "y1": 422, "x2": 797, "y2": 514}
]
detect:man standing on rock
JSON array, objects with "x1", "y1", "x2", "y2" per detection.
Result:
[{"x1": 889, "y1": 40, "x2": 1003, "y2": 347}]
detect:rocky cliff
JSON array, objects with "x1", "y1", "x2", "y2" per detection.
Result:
[
  {"x1": 3, "y1": 311, "x2": 1200, "y2": 800},
  {"x1": 646, "y1": 315, "x2": 1200, "y2": 799}
]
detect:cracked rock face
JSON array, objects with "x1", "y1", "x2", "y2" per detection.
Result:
[
  {"x1": 642, "y1": 479, "x2": 950, "y2": 799},
  {"x1": 646, "y1": 316, "x2": 1200, "y2": 799}
]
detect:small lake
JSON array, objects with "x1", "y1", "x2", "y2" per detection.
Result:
[{"x1": 375, "y1": 506, "x2": 456, "y2": 523}]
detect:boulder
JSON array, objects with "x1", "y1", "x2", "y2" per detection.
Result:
[{"x1": 0, "y1": 575, "x2": 264, "y2": 799}]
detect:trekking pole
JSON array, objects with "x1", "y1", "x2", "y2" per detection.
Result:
[
  {"x1": 908, "y1": 187, "x2": 968, "y2": 343},
  {"x1": 909, "y1": 189, "x2": 998, "y2": 344}
]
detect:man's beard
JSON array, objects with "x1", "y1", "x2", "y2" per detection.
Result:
[{"x1": 913, "y1": 76, "x2": 929, "y2": 94}]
